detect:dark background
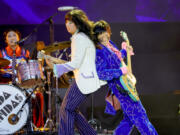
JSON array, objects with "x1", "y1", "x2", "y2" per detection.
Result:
[{"x1": 0, "y1": 0, "x2": 180, "y2": 24}]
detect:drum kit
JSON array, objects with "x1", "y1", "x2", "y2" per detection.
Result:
[{"x1": 0, "y1": 41, "x2": 71, "y2": 135}]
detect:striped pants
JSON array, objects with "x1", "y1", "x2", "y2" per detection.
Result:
[{"x1": 58, "y1": 80, "x2": 97, "y2": 135}]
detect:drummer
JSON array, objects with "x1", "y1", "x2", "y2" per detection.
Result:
[{"x1": 0, "y1": 29, "x2": 30, "y2": 84}]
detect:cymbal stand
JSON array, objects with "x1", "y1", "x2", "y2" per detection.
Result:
[
  {"x1": 55, "y1": 76, "x2": 59, "y2": 131},
  {"x1": 44, "y1": 71, "x2": 55, "y2": 130},
  {"x1": 26, "y1": 92, "x2": 37, "y2": 133},
  {"x1": 54, "y1": 51, "x2": 60, "y2": 131},
  {"x1": 88, "y1": 93, "x2": 102, "y2": 131}
]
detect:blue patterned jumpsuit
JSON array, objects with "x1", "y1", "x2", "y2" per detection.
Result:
[{"x1": 96, "y1": 41, "x2": 158, "y2": 135}]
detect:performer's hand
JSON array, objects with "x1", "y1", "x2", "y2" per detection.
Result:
[
  {"x1": 127, "y1": 46, "x2": 134, "y2": 55},
  {"x1": 120, "y1": 66, "x2": 128, "y2": 75},
  {"x1": 121, "y1": 42, "x2": 134, "y2": 55}
]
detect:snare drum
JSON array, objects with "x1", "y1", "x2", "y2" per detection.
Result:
[
  {"x1": 17, "y1": 60, "x2": 44, "y2": 88},
  {"x1": 0, "y1": 85, "x2": 29, "y2": 135}
]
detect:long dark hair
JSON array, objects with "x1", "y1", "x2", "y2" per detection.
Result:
[
  {"x1": 65, "y1": 9, "x2": 99, "y2": 48},
  {"x1": 93, "y1": 20, "x2": 112, "y2": 45}
]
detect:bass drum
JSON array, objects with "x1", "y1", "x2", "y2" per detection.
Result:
[{"x1": 0, "y1": 85, "x2": 29, "y2": 135}]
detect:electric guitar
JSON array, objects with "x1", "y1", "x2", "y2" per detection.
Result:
[
  {"x1": 37, "y1": 50, "x2": 67, "y2": 64},
  {"x1": 119, "y1": 31, "x2": 139, "y2": 101}
]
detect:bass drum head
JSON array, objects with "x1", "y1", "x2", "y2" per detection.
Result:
[{"x1": 0, "y1": 85, "x2": 29, "y2": 135}]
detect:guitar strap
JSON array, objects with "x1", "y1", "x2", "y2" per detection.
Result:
[{"x1": 106, "y1": 43, "x2": 123, "y2": 61}]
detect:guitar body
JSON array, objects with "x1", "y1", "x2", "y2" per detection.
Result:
[{"x1": 120, "y1": 73, "x2": 139, "y2": 102}]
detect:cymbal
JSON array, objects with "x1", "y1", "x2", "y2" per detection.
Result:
[
  {"x1": 0, "y1": 58, "x2": 10, "y2": 67},
  {"x1": 43, "y1": 41, "x2": 71, "y2": 54}
]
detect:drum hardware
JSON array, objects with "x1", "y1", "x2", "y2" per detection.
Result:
[
  {"x1": 8, "y1": 113, "x2": 19, "y2": 125},
  {"x1": 0, "y1": 58, "x2": 10, "y2": 67},
  {"x1": 55, "y1": 76, "x2": 59, "y2": 130},
  {"x1": 26, "y1": 94, "x2": 37, "y2": 133},
  {"x1": 44, "y1": 66, "x2": 52, "y2": 72},
  {"x1": 27, "y1": 84, "x2": 46, "y2": 133},
  {"x1": 88, "y1": 93, "x2": 102, "y2": 131},
  {"x1": 12, "y1": 50, "x2": 17, "y2": 85},
  {"x1": 43, "y1": 71, "x2": 55, "y2": 131},
  {"x1": 25, "y1": 87, "x2": 36, "y2": 99},
  {"x1": 34, "y1": 85, "x2": 45, "y2": 93},
  {"x1": 54, "y1": 52, "x2": 61, "y2": 130},
  {"x1": 20, "y1": 85, "x2": 39, "y2": 134}
]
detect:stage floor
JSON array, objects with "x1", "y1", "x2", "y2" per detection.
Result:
[{"x1": 14, "y1": 130, "x2": 114, "y2": 135}]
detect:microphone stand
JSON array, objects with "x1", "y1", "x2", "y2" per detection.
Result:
[
  {"x1": 88, "y1": 93, "x2": 102, "y2": 131},
  {"x1": 8, "y1": 85, "x2": 39, "y2": 134},
  {"x1": 55, "y1": 76, "x2": 59, "y2": 131},
  {"x1": 17, "y1": 11, "x2": 58, "y2": 45},
  {"x1": 25, "y1": 85, "x2": 39, "y2": 134},
  {"x1": 17, "y1": 86, "x2": 38, "y2": 117},
  {"x1": 49, "y1": 18, "x2": 55, "y2": 44}
]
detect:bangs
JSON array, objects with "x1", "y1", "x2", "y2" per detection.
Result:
[
  {"x1": 93, "y1": 26, "x2": 106, "y2": 35},
  {"x1": 65, "y1": 13, "x2": 73, "y2": 22},
  {"x1": 93, "y1": 20, "x2": 112, "y2": 36}
]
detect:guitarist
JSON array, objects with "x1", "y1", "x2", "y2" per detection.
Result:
[
  {"x1": 45, "y1": 9, "x2": 106, "y2": 135},
  {"x1": 93, "y1": 20, "x2": 158, "y2": 135}
]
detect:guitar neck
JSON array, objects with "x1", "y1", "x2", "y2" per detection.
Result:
[
  {"x1": 48, "y1": 55, "x2": 66, "y2": 64},
  {"x1": 38, "y1": 51, "x2": 67, "y2": 64},
  {"x1": 126, "y1": 40, "x2": 132, "y2": 73}
]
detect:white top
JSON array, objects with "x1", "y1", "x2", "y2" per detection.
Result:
[{"x1": 63, "y1": 32, "x2": 106, "y2": 94}]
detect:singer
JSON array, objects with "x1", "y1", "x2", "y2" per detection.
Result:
[
  {"x1": 45, "y1": 9, "x2": 105, "y2": 135},
  {"x1": 0, "y1": 29, "x2": 30, "y2": 84}
]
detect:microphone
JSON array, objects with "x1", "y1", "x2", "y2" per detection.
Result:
[
  {"x1": 15, "y1": 38, "x2": 26, "y2": 44},
  {"x1": 57, "y1": 6, "x2": 77, "y2": 11}
]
